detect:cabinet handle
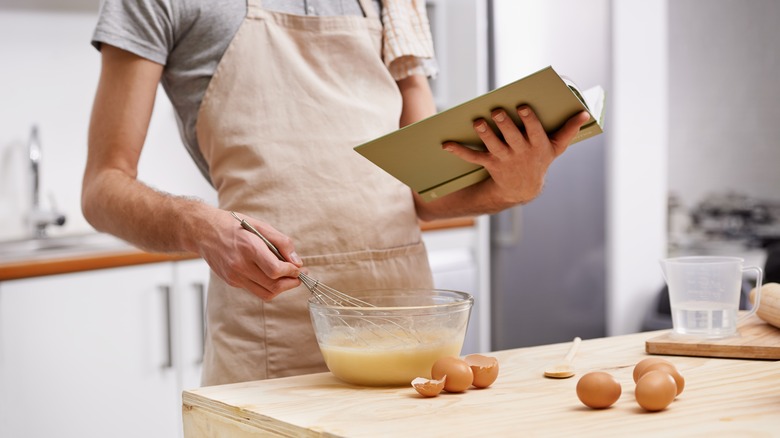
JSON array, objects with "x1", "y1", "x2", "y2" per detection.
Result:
[
  {"x1": 193, "y1": 282, "x2": 206, "y2": 365},
  {"x1": 160, "y1": 285, "x2": 173, "y2": 369}
]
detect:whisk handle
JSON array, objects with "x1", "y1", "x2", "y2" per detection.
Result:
[{"x1": 230, "y1": 211, "x2": 287, "y2": 262}]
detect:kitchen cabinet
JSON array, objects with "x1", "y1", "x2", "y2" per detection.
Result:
[
  {"x1": 175, "y1": 260, "x2": 209, "y2": 393},
  {"x1": 422, "y1": 220, "x2": 490, "y2": 355},
  {"x1": 0, "y1": 258, "x2": 210, "y2": 438}
]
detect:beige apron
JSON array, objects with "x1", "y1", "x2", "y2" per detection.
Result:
[{"x1": 196, "y1": 0, "x2": 434, "y2": 386}]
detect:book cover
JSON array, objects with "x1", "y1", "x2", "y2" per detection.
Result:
[{"x1": 354, "y1": 66, "x2": 606, "y2": 202}]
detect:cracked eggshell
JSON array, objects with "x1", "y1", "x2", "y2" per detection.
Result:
[
  {"x1": 412, "y1": 377, "x2": 446, "y2": 397},
  {"x1": 464, "y1": 354, "x2": 499, "y2": 388}
]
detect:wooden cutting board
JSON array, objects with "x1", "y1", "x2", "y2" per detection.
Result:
[{"x1": 646, "y1": 314, "x2": 780, "y2": 359}]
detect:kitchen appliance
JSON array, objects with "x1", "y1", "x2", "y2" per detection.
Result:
[
  {"x1": 425, "y1": 0, "x2": 609, "y2": 351},
  {"x1": 487, "y1": 0, "x2": 610, "y2": 350}
]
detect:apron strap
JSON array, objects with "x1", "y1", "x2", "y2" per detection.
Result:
[{"x1": 358, "y1": 0, "x2": 379, "y2": 19}]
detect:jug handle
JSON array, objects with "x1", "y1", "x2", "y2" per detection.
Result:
[{"x1": 739, "y1": 266, "x2": 763, "y2": 322}]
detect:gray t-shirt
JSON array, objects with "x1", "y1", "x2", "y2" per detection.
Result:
[{"x1": 92, "y1": 0, "x2": 380, "y2": 184}]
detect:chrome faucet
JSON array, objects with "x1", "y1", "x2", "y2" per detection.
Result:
[{"x1": 27, "y1": 125, "x2": 66, "y2": 238}]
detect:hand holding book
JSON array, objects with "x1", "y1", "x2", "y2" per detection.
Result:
[
  {"x1": 440, "y1": 105, "x2": 590, "y2": 205},
  {"x1": 354, "y1": 66, "x2": 606, "y2": 202}
]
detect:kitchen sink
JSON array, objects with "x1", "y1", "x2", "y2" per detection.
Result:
[{"x1": 0, "y1": 232, "x2": 131, "y2": 260}]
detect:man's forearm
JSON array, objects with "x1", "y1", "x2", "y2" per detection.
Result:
[{"x1": 81, "y1": 167, "x2": 214, "y2": 255}]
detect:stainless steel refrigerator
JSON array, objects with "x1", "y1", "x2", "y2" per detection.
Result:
[
  {"x1": 427, "y1": 0, "x2": 610, "y2": 349},
  {"x1": 490, "y1": 140, "x2": 607, "y2": 349},
  {"x1": 487, "y1": 0, "x2": 610, "y2": 350}
]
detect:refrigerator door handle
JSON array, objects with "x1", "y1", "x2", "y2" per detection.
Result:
[{"x1": 492, "y1": 206, "x2": 523, "y2": 247}]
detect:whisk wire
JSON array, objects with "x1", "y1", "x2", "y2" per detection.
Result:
[
  {"x1": 230, "y1": 212, "x2": 420, "y2": 343},
  {"x1": 300, "y1": 273, "x2": 375, "y2": 307}
]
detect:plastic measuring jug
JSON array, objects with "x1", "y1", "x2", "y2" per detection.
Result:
[{"x1": 659, "y1": 256, "x2": 763, "y2": 338}]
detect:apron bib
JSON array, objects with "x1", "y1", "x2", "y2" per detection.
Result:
[{"x1": 196, "y1": 0, "x2": 433, "y2": 386}]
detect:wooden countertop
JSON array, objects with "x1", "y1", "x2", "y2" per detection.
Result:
[
  {"x1": 182, "y1": 331, "x2": 779, "y2": 437},
  {"x1": 0, "y1": 249, "x2": 200, "y2": 281},
  {"x1": 0, "y1": 218, "x2": 476, "y2": 281}
]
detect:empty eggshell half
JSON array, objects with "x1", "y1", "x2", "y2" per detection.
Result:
[
  {"x1": 464, "y1": 354, "x2": 500, "y2": 388},
  {"x1": 412, "y1": 377, "x2": 446, "y2": 397}
]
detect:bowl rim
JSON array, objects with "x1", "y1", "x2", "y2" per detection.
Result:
[{"x1": 307, "y1": 288, "x2": 474, "y2": 312}]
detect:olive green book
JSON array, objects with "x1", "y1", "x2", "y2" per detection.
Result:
[{"x1": 354, "y1": 66, "x2": 606, "y2": 202}]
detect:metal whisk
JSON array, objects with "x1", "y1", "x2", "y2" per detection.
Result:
[
  {"x1": 230, "y1": 212, "x2": 420, "y2": 343},
  {"x1": 230, "y1": 212, "x2": 373, "y2": 307}
]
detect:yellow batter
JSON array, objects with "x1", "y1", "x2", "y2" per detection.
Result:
[{"x1": 319, "y1": 327, "x2": 464, "y2": 386}]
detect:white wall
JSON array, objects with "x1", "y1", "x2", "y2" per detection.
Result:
[
  {"x1": 668, "y1": 0, "x2": 780, "y2": 208},
  {"x1": 492, "y1": 0, "x2": 609, "y2": 90},
  {"x1": 0, "y1": 9, "x2": 216, "y2": 242},
  {"x1": 607, "y1": 0, "x2": 668, "y2": 335}
]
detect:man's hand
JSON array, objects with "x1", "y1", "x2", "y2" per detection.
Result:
[
  {"x1": 397, "y1": 75, "x2": 591, "y2": 221},
  {"x1": 196, "y1": 210, "x2": 303, "y2": 301},
  {"x1": 442, "y1": 106, "x2": 590, "y2": 206}
]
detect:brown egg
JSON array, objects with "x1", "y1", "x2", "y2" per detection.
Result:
[
  {"x1": 635, "y1": 370, "x2": 677, "y2": 412},
  {"x1": 411, "y1": 377, "x2": 445, "y2": 397},
  {"x1": 642, "y1": 362, "x2": 685, "y2": 396},
  {"x1": 633, "y1": 357, "x2": 673, "y2": 383},
  {"x1": 431, "y1": 357, "x2": 473, "y2": 393},
  {"x1": 576, "y1": 371, "x2": 622, "y2": 409},
  {"x1": 464, "y1": 354, "x2": 499, "y2": 388}
]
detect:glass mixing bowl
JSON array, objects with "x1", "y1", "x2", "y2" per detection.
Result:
[{"x1": 308, "y1": 288, "x2": 473, "y2": 386}]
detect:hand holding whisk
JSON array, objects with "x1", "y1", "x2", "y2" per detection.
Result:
[
  {"x1": 230, "y1": 212, "x2": 424, "y2": 343},
  {"x1": 229, "y1": 212, "x2": 372, "y2": 307}
]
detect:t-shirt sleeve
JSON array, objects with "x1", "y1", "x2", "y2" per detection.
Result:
[
  {"x1": 380, "y1": 0, "x2": 439, "y2": 80},
  {"x1": 91, "y1": 0, "x2": 174, "y2": 66}
]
